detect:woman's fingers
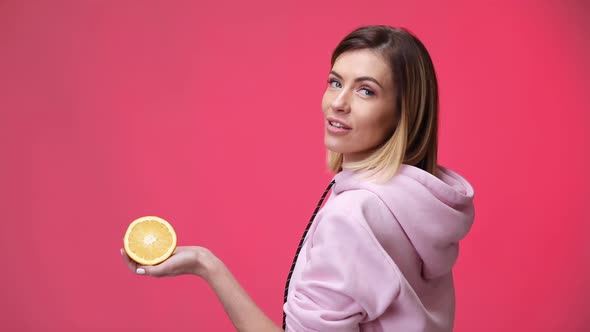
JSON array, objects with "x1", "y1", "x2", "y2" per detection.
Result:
[
  {"x1": 120, "y1": 246, "x2": 202, "y2": 277},
  {"x1": 120, "y1": 248, "x2": 138, "y2": 273},
  {"x1": 139, "y1": 249, "x2": 195, "y2": 277},
  {"x1": 135, "y1": 263, "x2": 169, "y2": 277}
]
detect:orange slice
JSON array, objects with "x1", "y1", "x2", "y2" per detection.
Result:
[{"x1": 123, "y1": 216, "x2": 177, "y2": 266}]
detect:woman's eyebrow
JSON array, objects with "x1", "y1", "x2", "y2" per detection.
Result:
[{"x1": 330, "y1": 70, "x2": 384, "y2": 89}]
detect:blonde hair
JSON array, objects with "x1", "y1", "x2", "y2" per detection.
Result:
[{"x1": 327, "y1": 26, "x2": 439, "y2": 182}]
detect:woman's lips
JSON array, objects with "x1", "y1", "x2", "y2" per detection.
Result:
[
  {"x1": 326, "y1": 119, "x2": 352, "y2": 135},
  {"x1": 326, "y1": 117, "x2": 351, "y2": 129}
]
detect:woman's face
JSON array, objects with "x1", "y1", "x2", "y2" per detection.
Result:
[{"x1": 322, "y1": 49, "x2": 397, "y2": 163}]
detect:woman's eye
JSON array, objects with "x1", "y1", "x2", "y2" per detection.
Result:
[
  {"x1": 360, "y1": 88, "x2": 375, "y2": 96},
  {"x1": 327, "y1": 79, "x2": 341, "y2": 88}
]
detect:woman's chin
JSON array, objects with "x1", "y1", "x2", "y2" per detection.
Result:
[
  {"x1": 324, "y1": 142, "x2": 344, "y2": 154},
  {"x1": 324, "y1": 137, "x2": 347, "y2": 153}
]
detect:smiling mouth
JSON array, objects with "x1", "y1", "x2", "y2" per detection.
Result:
[{"x1": 328, "y1": 121, "x2": 351, "y2": 129}]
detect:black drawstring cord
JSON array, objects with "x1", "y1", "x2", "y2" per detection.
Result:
[{"x1": 282, "y1": 180, "x2": 336, "y2": 330}]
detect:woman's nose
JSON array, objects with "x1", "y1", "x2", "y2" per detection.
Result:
[{"x1": 330, "y1": 90, "x2": 351, "y2": 113}]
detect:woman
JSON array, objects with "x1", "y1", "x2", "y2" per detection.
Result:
[{"x1": 121, "y1": 25, "x2": 475, "y2": 332}]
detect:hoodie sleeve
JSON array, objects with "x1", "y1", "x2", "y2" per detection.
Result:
[{"x1": 284, "y1": 190, "x2": 401, "y2": 332}]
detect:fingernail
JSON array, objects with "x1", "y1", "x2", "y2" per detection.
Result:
[{"x1": 136, "y1": 268, "x2": 145, "y2": 275}]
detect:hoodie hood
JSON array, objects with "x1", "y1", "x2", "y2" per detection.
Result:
[{"x1": 332, "y1": 164, "x2": 475, "y2": 279}]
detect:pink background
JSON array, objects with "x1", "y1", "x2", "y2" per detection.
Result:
[{"x1": 1, "y1": 0, "x2": 589, "y2": 331}]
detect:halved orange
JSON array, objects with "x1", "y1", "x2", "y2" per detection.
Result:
[{"x1": 123, "y1": 216, "x2": 177, "y2": 266}]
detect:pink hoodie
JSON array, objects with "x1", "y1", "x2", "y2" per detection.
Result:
[{"x1": 283, "y1": 164, "x2": 475, "y2": 332}]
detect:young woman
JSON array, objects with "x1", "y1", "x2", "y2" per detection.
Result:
[{"x1": 121, "y1": 25, "x2": 475, "y2": 332}]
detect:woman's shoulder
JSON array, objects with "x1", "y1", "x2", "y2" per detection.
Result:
[
  {"x1": 325, "y1": 187, "x2": 390, "y2": 216},
  {"x1": 315, "y1": 189, "x2": 395, "y2": 240}
]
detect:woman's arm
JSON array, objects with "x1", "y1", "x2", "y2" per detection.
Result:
[
  {"x1": 203, "y1": 253, "x2": 283, "y2": 332},
  {"x1": 120, "y1": 246, "x2": 283, "y2": 332}
]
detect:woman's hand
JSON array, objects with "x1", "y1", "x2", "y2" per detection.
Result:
[
  {"x1": 121, "y1": 245, "x2": 283, "y2": 332},
  {"x1": 120, "y1": 246, "x2": 219, "y2": 279}
]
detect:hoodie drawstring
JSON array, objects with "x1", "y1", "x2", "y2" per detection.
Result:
[{"x1": 282, "y1": 180, "x2": 336, "y2": 330}]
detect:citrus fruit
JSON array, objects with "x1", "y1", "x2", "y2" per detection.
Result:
[{"x1": 123, "y1": 216, "x2": 177, "y2": 266}]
